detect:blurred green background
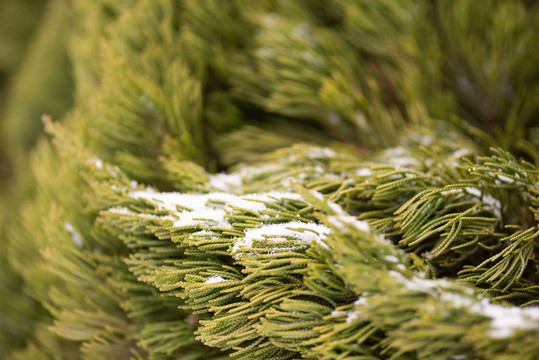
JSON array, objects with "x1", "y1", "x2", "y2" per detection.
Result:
[
  {"x1": 0, "y1": 0, "x2": 538, "y2": 358},
  {"x1": 0, "y1": 0, "x2": 73, "y2": 189}
]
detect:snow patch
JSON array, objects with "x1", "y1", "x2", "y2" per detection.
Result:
[
  {"x1": 389, "y1": 271, "x2": 451, "y2": 292},
  {"x1": 306, "y1": 147, "x2": 337, "y2": 159},
  {"x1": 464, "y1": 187, "x2": 482, "y2": 198},
  {"x1": 327, "y1": 214, "x2": 371, "y2": 234},
  {"x1": 207, "y1": 173, "x2": 243, "y2": 192},
  {"x1": 382, "y1": 147, "x2": 420, "y2": 167},
  {"x1": 452, "y1": 149, "x2": 471, "y2": 159},
  {"x1": 108, "y1": 207, "x2": 135, "y2": 215},
  {"x1": 311, "y1": 191, "x2": 325, "y2": 201},
  {"x1": 236, "y1": 163, "x2": 282, "y2": 178},
  {"x1": 174, "y1": 208, "x2": 231, "y2": 229},
  {"x1": 450, "y1": 149, "x2": 472, "y2": 166},
  {"x1": 449, "y1": 355, "x2": 468, "y2": 360},
  {"x1": 390, "y1": 157, "x2": 420, "y2": 166},
  {"x1": 129, "y1": 191, "x2": 236, "y2": 212},
  {"x1": 482, "y1": 194, "x2": 502, "y2": 218},
  {"x1": 346, "y1": 311, "x2": 360, "y2": 323},
  {"x1": 441, "y1": 293, "x2": 539, "y2": 338},
  {"x1": 356, "y1": 168, "x2": 372, "y2": 176},
  {"x1": 108, "y1": 168, "x2": 118, "y2": 178},
  {"x1": 497, "y1": 175, "x2": 514, "y2": 183},
  {"x1": 127, "y1": 190, "x2": 309, "y2": 229},
  {"x1": 354, "y1": 297, "x2": 367, "y2": 306},
  {"x1": 461, "y1": 186, "x2": 502, "y2": 218},
  {"x1": 233, "y1": 222, "x2": 331, "y2": 258},
  {"x1": 64, "y1": 222, "x2": 83, "y2": 248},
  {"x1": 354, "y1": 111, "x2": 368, "y2": 129},
  {"x1": 383, "y1": 255, "x2": 399, "y2": 263},
  {"x1": 204, "y1": 275, "x2": 230, "y2": 284},
  {"x1": 91, "y1": 157, "x2": 103, "y2": 169},
  {"x1": 441, "y1": 188, "x2": 463, "y2": 196},
  {"x1": 328, "y1": 112, "x2": 342, "y2": 126},
  {"x1": 389, "y1": 271, "x2": 539, "y2": 338},
  {"x1": 227, "y1": 192, "x2": 304, "y2": 214}
]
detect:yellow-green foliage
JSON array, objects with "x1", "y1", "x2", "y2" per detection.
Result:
[{"x1": 1, "y1": 0, "x2": 538, "y2": 359}]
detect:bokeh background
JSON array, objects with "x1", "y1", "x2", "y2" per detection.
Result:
[{"x1": 1, "y1": 0, "x2": 538, "y2": 358}]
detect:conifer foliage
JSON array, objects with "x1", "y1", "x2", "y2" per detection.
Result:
[{"x1": 0, "y1": 0, "x2": 538, "y2": 359}]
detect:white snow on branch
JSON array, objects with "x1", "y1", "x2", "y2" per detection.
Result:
[
  {"x1": 204, "y1": 275, "x2": 230, "y2": 284},
  {"x1": 64, "y1": 222, "x2": 83, "y2": 248},
  {"x1": 311, "y1": 190, "x2": 325, "y2": 201},
  {"x1": 390, "y1": 156, "x2": 420, "y2": 166},
  {"x1": 496, "y1": 175, "x2": 514, "y2": 183},
  {"x1": 108, "y1": 207, "x2": 135, "y2": 215},
  {"x1": 383, "y1": 255, "x2": 399, "y2": 263},
  {"x1": 382, "y1": 147, "x2": 420, "y2": 166},
  {"x1": 452, "y1": 149, "x2": 471, "y2": 159},
  {"x1": 389, "y1": 271, "x2": 539, "y2": 338},
  {"x1": 90, "y1": 156, "x2": 103, "y2": 169},
  {"x1": 448, "y1": 355, "x2": 468, "y2": 360},
  {"x1": 450, "y1": 149, "x2": 472, "y2": 166},
  {"x1": 420, "y1": 135, "x2": 434, "y2": 146},
  {"x1": 207, "y1": 173, "x2": 243, "y2": 192},
  {"x1": 323, "y1": 200, "x2": 382, "y2": 242},
  {"x1": 236, "y1": 163, "x2": 282, "y2": 178},
  {"x1": 356, "y1": 168, "x2": 372, "y2": 176},
  {"x1": 227, "y1": 192, "x2": 304, "y2": 214},
  {"x1": 130, "y1": 190, "x2": 303, "y2": 213},
  {"x1": 129, "y1": 191, "x2": 217, "y2": 212},
  {"x1": 174, "y1": 208, "x2": 231, "y2": 229},
  {"x1": 389, "y1": 270, "x2": 451, "y2": 292},
  {"x1": 354, "y1": 297, "x2": 368, "y2": 306},
  {"x1": 464, "y1": 187, "x2": 482, "y2": 198},
  {"x1": 463, "y1": 187, "x2": 502, "y2": 218},
  {"x1": 482, "y1": 194, "x2": 502, "y2": 218},
  {"x1": 444, "y1": 294, "x2": 539, "y2": 338},
  {"x1": 306, "y1": 147, "x2": 337, "y2": 159},
  {"x1": 126, "y1": 190, "x2": 307, "y2": 229},
  {"x1": 330, "y1": 298, "x2": 369, "y2": 324},
  {"x1": 233, "y1": 222, "x2": 331, "y2": 258},
  {"x1": 354, "y1": 111, "x2": 368, "y2": 130},
  {"x1": 346, "y1": 311, "x2": 360, "y2": 323},
  {"x1": 327, "y1": 214, "x2": 371, "y2": 234},
  {"x1": 107, "y1": 207, "x2": 176, "y2": 222}
]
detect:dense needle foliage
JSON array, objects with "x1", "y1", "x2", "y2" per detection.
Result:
[{"x1": 0, "y1": 1, "x2": 538, "y2": 359}]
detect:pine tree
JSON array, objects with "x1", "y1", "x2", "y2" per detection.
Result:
[{"x1": 1, "y1": 0, "x2": 538, "y2": 359}]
